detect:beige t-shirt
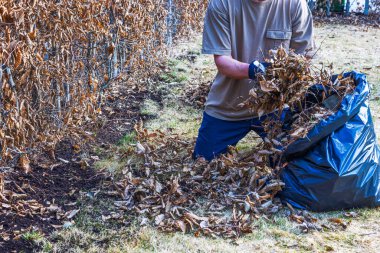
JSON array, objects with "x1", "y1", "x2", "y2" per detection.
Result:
[{"x1": 202, "y1": 0, "x2": 315, "y2": 121}]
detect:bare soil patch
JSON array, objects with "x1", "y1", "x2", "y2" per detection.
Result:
[
  {"x1": 0, "y1": 164, "x2": 102, "y2": 252},
  {"x1": 0, "y1": 84, "x2": 148, "y2": 252}
]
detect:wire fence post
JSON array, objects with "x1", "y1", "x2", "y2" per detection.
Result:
[{"x1": 166, "y1": 0, "x2": 174, "y2": 47}]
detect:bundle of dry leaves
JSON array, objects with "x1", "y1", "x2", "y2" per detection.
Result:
[
  {"x1": 114, "y1": 48, "x2": 357, "y2": 238},
  {"x1": 242, "y1": 47, "x2": 356, "y2": 149}
]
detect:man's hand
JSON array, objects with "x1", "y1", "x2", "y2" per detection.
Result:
[
  {"x1": 248, "y1": 61, "x2": 270, "y2": 80},
  {"x1": 214, "y1": 55, "x2": 269, "y2": 80}
]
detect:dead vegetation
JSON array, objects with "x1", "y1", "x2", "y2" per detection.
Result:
[
  {"x1": 0, "y1": 1, "x2": 208, "y2": 249},
  {"x1": 242, "y1": 47, "x2": 355, "y2": 150},
  {"x1": 0, "y1": 0, "x2": 207, "y2": 168},
  {"x1": 0, "y1": 164, "x2": 103, "y2": 250},
  {"x1": 313, "y1": 12, "x2": 380, "y2": 28},
  {"x1": 113, "y1": 122, "x2": 283, "y2": 238},
  {"x1": 110, "y1": 48, "x2": 357, "y2": 239},
  {"x1": 183, "y1": 81, "x2": 211, "y2": 109},
  {"x1": 111, "y1": 123, "x2": 353, "y2": 239}
]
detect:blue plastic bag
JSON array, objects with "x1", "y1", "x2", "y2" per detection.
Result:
[{"x1": 280, "y1": 71, "x2": 380, "y2": 211}]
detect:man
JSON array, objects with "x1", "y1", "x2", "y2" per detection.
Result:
[{"x1": 194, "y1": 0, "x2": 315, "y2": 161}]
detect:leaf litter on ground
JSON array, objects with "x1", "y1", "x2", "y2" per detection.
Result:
[
  {"x1": 183, "y1": 81, "x2": 211, "y2": 109},
  {"x1": 113, "y1": 47, "x2": 358, "y2": 239},
  {"x1": 0, "y1": 48, "x2": 357, "y2": 241}
]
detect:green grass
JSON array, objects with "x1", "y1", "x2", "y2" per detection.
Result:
[
  {"x1": 145, "y1": 103, "x2": 201, "y2": 137},
  {"x1": 94, "y1": 157, "x2": 126, "y2": 175},
  {"x1": 159, "y1": 59, "x2": 190, "y2": 83},
  {"x1": 45, "y1": 208, "x2": 380, "y2": 252},
  {"x1": 140, "y1": 99, "x2": 160, "y2": 117},
  {"x1": 22, "y1": 231, "x2": 53, "y2": 252},
  {"x1": 186, "y1": 49, "x2": 201, "y2": 56},
  {"x1": 118, "y1": 132, "x2": 136, "y2": 146},
  {"x1": 160, "y1": 71, "x2": 188, "y2": 83},
  {"x1": 23, "y1": 231, "x2": 44, "y2": 242},
  {"x1": 94, "y1": 132, "x2": 138, "y2": 175}
]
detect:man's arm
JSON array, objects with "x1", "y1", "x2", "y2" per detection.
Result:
[
  {"x1": 214, "y1": 55, "x2": 269, "y2": 80},
  {"x1": 214, "y1": 55, "x2": 250, "y2": 80}
]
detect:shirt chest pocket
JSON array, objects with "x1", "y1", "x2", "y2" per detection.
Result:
[{"x1": 265, "y1": 30, "x2": 292, "y2": 52}]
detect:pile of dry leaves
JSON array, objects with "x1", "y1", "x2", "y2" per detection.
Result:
[
  {"x1": 183, "y1": 81, "x2": 211, "y2": 108},
  {"x1": 114, "y1": 122, "x2": 284, "y2": 238},
  {"x1": 240, "y1": 47, "x2": 315, "y2": 116},
  {"x1": 114, "y1": 121, "x2": 353, "y2": 238},
  {"x1": 113, "y1": 48, "x2": 357, "y2": 238}
]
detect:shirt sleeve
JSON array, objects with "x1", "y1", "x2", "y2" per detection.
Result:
[
  {"x1": 202, "y1": 0, "x2": 231, "y2": 56},
  {"x1": 290, "y1": 0, "x2": 316, "y2": 56}
]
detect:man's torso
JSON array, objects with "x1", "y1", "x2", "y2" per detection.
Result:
[{"x1": 203, "y1": 0, "x2": 311, "y2": 121}]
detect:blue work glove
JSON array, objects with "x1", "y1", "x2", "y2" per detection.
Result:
[{"x1": 248, "y1": 61, "x2": 271, "y2": 80}]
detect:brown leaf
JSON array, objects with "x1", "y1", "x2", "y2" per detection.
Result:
[
  {"x1": 107, "y1": 43, "x2": 115, "y2": 56},
  {"x1": 28, "y1": 29, "x2": 37, "y2": 40},
  {"x1": 18, "y1": 154, "x2": 31, "y2": 174},
  {"x1": 80, "y1": 159, "x2": 89, "y2": 169},
  {"x1": 36, "y1": 53, "x2": 44, "y2": 62},
  {"x1": 328, "y1": 218, "x2": 348, "y2": 229},
  {"x1": 73, "y1": 144, "x2": 81, "y2": 154},
  {"x1": 176, "y1": 220, "x2": 187, "y2": 233},
  {"x1": 260, "y1": 80, "x2": 278, "y2": 92},
  {"x1": 14, "y1": 48, "x2": 22, "y2": 69}
]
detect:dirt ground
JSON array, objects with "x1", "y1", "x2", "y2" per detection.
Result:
[{"x1": 2, "y1": 23, "x2": 380, "y2": 253}]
